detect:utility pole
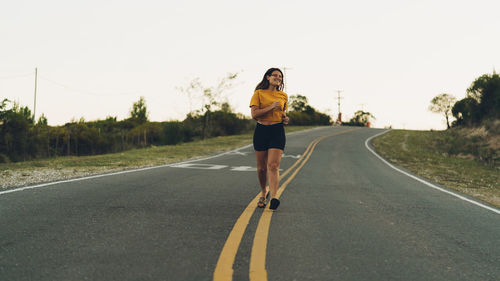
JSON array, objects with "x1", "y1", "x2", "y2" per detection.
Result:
[
  {"x1": 282, "y1": 67, "x2": 292, "y2": 92},
  {"x1": 33, "y1": 67, "x2": 38, "y2": 121},
  {"x1": 335, "y1": 90, "x2": 343, "y2": 124}
]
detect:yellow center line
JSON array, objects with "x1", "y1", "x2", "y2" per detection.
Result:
[
  {"x1": 213, "y1": 138, "x2": 317, "y2": 281},
  {"x1": 249, "y1": 128, "x2": 358, "y2": 281}
]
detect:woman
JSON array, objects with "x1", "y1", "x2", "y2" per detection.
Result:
[{"x1": 249, "y1": 68, "x2": 289, "y2": 210}]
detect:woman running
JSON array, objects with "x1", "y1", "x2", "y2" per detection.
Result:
[{"x1": 249, "y1": 68, "x2": 289, "y2": 210}]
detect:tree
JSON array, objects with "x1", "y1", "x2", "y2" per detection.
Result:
[
  {"x1": 429, "y1": 93, "x2": 457, "y2": 129},
  {"x1": 0, "y1": 99, "x2": 12, "y2": 161},
  {"x1": 178, "y1": 72, "x2": 239, "y2": 115},
  {"x1": 287, "y1": 94, "x2": 331, "y2": 125},
  {"x1": 289, "y1": 94, "x2": 313, "y2": 113},
  {"x1": 33, "y1": 114, "x2": 50, "y2": 158},
  {"x1": 220, "y1": 102, "x2": 232, "y2": 113},
  {"x1": 177, "y1": 72, "x2": 239, "y2": 139},
  {"x1": 466, "y1": 72, "x2": 500, "y2": 121},
  {"x1": 452, "y1": 97, "x2": 478, "y2": 126},
  {"x1": 0, "y1": 99, "x2": 11, "y2": 124},
  {"x1": 0, "y1": 102, "x2": 34, "y2": 161},
  {"x1": 129, "y1": 96, "x2": 149, "y2": 124},
  {"x1": 346, "y1": 110, "x2": 375, "y2": 126}
]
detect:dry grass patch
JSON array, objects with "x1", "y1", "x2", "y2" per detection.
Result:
[{"x1": 372, "y1": 130, "x2": 500, "y2": 208}]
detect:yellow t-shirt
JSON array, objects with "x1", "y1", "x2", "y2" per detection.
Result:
[{"x1": 249, "y1": 89, "x2": 288, "y2": 122}]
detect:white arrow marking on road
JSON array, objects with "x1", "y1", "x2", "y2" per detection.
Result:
[
  {"x1": 224, "y1": 151, "x2": 299, "y2": 158},
  {"x1": 171, "y1": 163, "x2": 228, "y2": 170},
  {"x1": 230, "y1": 166, "x2": 282, "y2": 172},
  {"x1": 230, "y1": 166, "x2": 257, "y2": 171},
  {"x1": 282, "y1": 154, "x2": 301, "y2": 159},
  {"x1": 171, "y1": 164, "x2": 281, "y2": 172}
]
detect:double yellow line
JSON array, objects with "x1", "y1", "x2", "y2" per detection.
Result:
[{"x1": 213, "y1": 128, "x2": 358, "y2": 281}]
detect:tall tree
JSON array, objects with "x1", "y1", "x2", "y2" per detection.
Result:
[
  {"x1": 289, "y1": 94, "x2": 313, "y2": 113},
  {"x1": 0, "y1": 102, "x2": 34, "y2": 161},
  {"x1": 287, "y1": 94, "x2": 331, "y2": 125},
  {"x1": 466, "y1": 72, "x2": 500, "y2": 121},
  {"x1": 177, "y1": 72, "x2": 239, "y2": 139},
  {"x1": 0, "y1": 99, "x2": 11, "y2": 125},
  {"x1": 129, "y1": 96, "x2": 149, "y2": 124},
  {"x1": 452, "y1": 97, "x2": 478, "y2": 126},
  {"x1": 178, "y1": 72, "x2": 239, "y2": 115},
  {"x1": 429, "y1": 93, "x2": 456, "y2": 129}
]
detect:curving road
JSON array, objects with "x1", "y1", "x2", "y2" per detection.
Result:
[{"x1": 0, "y1": 127, "x2": 499, "y2": 281}]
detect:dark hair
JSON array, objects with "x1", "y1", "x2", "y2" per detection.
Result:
[{"x1": 255, "y1": 68, "x2": 284, "y2": 91}]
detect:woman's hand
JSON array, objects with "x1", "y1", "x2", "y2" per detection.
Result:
[
  {"x1": 282, "y1": 114, "x2": 289, "y2": 125},
  {"x1": 251, "y1": 102, "x2": 283, "y2": 120},
  {"x1": 271, "y1": 101, "x2": 281, "y2": 110}
]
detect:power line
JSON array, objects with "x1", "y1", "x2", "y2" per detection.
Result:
[
  {"x1": 0, "y1": 72, "x2": 34, "y2": 79},
  {"x1": 0, "y1": 70, "x2": 137, "y2": 97},
  {"x1": 38, "y1": 75, "x2": 139, "y2": 97}
]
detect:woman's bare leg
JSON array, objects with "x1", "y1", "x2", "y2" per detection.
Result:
[
  {"x1": 267, "y1": 148, "x2": 283, "y2": 199},
  {"x1": 255, "y1": 150, "x2": 268, "y2": 198}
]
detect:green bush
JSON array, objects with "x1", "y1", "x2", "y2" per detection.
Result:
[
  {"x1": 435, "y1": 126, "x2": 499, "y2": 167},
  {"x1": 163, "y1": 122, "x2": 185, "y2": 145},
  {"x1": 0, "y1": 153, "x2": 10, "y2": 163},
  {"x1": 0, "y1": 100, "x2": 254, "y2": 162},
  {"x1": 288, "y1": 111, "x2": 331, "y2": 126}
]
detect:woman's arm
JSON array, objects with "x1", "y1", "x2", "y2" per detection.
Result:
[
  {"x1": 282, "y1": 113, "x2": 289, "y2": 125},
  {"x1": 250, "y1": 101, "x2": 281, "y2": 120},
  {"x1": 282, "y1": 100, "x2": 289, "y2": 124}
]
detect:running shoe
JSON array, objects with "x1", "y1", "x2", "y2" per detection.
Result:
[{"x1": 269, "y1": 198, "x2": 280, "y2": 210}]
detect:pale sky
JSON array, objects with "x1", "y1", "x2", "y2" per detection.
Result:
[{"x1": 1, "y1": 0, "x2": 499, "y2": 130}]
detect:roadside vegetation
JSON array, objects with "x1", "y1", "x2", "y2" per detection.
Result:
[
  {"x1": 0, "y1": 126, "x2": 315, "y2": 189},
  {"x1": 372, "y1": 128, "x2": 499, "y2": 208},
  {"x1": 374, "y1": 71, "x2": 500, "y2": 208},
  {"x1": 1, "y1": 72, "x2": 332, "y2": 189},
  {"x1": 0, "y1": 73, "x2": 332, "y2": 165}
]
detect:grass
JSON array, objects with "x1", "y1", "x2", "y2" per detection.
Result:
[
  {"x1": 0, "y1": 126, "x2": 317, "y2": 188},
  {"x1": 372, "y1": 130, "x2": 500, "y2": 208}
]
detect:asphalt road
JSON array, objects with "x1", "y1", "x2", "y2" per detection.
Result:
[{"x1": 0, "y1": 126, "x2": 499, "y2": 281}]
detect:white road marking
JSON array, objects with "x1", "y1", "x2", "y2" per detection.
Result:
[
  {"x1": 0, "y1": 144, "x2": 254, "y2": 196},
  {"x1": 171, "y1": 163, "x2": 228, "y2": 170},
  {"x1": 365, "y1": 130, "x2": 500, "y2": 215},
  {"x1": 172, "y1": 164, "x2": 281, "y2": 172},
  {"x1": 0, "y1": 127, "x2": 324, "y2": 196},
  {"x1": 282, "y1": 154, "x2": 301, "y2": 159},
  {"x1": 230, "y1": 166, "x2": 257, "y2": 171},
  {"x1": 227, "y1": 151, "x2": 249, "y2": 156}
]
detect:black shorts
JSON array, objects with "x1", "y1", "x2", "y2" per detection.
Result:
[{"x1": 253, "y1": 122, "x2": 286, "y2": 151}]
